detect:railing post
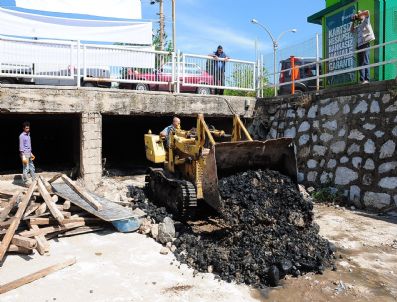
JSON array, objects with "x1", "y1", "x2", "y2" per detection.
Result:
[
  {"x1": 76, "y1": 40, "x2": 80, "y2": 88},
  {"x1": 83, "y1": 44, "x2": 86, "y2": 85},
  {"x1": 176, "y1": 50, "x2": 181, "y2": 94},
  {"x1": 316, "y1": 33, "x2": 320, "y2": 91},
  {"x1": 290, "y1": 55, "x2": 295, "y2": 95},
  {"x1": 260, "y1": 54, "x2": 264, "y2": 98}
]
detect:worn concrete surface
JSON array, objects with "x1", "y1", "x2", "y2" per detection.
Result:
[
  {"x1": 0, "y1": 85, "x2": 256, "y2": 118},
  {"x1": 0, "y1": 231, "x2": 258, "y2": 302}
]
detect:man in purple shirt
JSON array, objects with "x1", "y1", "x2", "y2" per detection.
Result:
[{"x1": 19, "y1": 121, "x2": 36, "y2": 184}]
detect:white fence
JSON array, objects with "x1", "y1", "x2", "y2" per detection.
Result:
[{"x1": 0, "y1": 36, "x2": 256, "y2": 93}]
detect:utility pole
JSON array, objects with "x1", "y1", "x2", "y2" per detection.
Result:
[
  {"x1": 171, "y1": 0, "x2": 176, "y2": 52},
  {"x1": 159, "y1": 0, "x2": 164, "y2": 51}
]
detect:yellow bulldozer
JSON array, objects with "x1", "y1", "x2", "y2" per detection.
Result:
[{"x1": 144, "y1": 114, "x2": 297, "y2": 217}]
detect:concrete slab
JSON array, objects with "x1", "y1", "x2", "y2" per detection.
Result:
[{"x1": 0, "y1": 231, "x2": 258, "y2": 302}]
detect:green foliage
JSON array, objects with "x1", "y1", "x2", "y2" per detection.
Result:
[{"x1": 311, "y1": 187, "x2": 343, "y2": 203}]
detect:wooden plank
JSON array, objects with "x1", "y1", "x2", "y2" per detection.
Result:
[
  {"x1": 7, "y1": 245, "x2": 33, "y2": 254},
  {"x1": 35, "y1": 203, "x2": 47, "y2": 216},
  {"x1": 0, "y1": 192, "x2": 21, "y2": 222},
  {"x1": 57, "y1": 226, "x2": 105, "y2": 237},
  {"x1": 63, "y1": 200, "x2": 71, "y2": 210},
  {"x1": 0, "y1": 191, "x2": 13, "y2": 199},
  {"x1": 23, "y1": 202, "x2": 40, "y2": 218},
  {"x1": 61, "y1": 175, "x2": 102, "y2": 211},
  {"x1": 0, "y1": 219, "x2": 13, "y2": 229},
  {"x1": 29, "y1": 217, "x2": 101, "y2": 225},
  {"x1": 47, "y1": 173, "x2": 62, "y2": 184},
  {"x1": 0, "y1": 180, "x2": 37, "y2": 262},
  {"x1": 0, "y1": 258, "x2": 76, "y2": 294},
  {"x1": 30, "y1": 225, "x2": 49, "y2": 255},
  {"x1": 40, "y1": 176, "x2": 54, "y2": 193},
  {"x1": 37, "y1": 178, "x2": 65, "y2": 225},
  {"x1": 19, "y1": 222, "x2": 85, "y2": 238},
  {"x1": 11, "y1": 235, "x2": 37, "y2": 250}
]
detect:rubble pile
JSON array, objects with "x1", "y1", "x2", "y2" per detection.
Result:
[{"x1": 172, "y1": 169, "x2": 335, "y2": 287}]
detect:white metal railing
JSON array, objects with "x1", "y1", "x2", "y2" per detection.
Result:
[
  {"x1": 0, "y1": 36, "x2": 256, "y2": 93},
  {"x1": 182, "y1": 54, "x2": 256, "y2": 92},
  {"x1": 261, "y1": 38, "x2": 397, "y2": 95}
]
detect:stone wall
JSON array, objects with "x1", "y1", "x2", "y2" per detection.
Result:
[{"x1": 250, "y1": 81, "x2": 397, "y2": 210}]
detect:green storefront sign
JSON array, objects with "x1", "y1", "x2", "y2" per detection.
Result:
[{"x1": 308, "y1": 0, "x2": 397, "y2": 86}]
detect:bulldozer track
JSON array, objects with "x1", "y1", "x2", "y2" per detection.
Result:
[{"x1": 145, "y1": 168, "x2": 197, "y2": 219}]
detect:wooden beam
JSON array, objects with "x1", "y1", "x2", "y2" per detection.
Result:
[
  {"x1": 37, "y1": 178, "x2": 65, "y2": 225},
  {"x1": 0, "y1": 192, "x2": 21, "y2": 222},
  {"x1": 11, "y1": 235, "x2": 37, "y2": 250},
  {"x1": 23, "y1": 202, "x2": 40, "y2": 218},
  {"x1": 40, "y1": 176, "x2": 54, "y2": 193},
  {"x1": 61, "y1": 175, "x2": 102, "y2": 211},
  {"x1": 19, "y1": 222, "x2": 85, "y2": 238},
  {"x1": 30, "y1": 225, "x2": 49, "y2": 255},
  {"x1": 47, "y1": 173, "x2": 62, "y2": 184},
  {"x1": 0, "y1": 180, "x2": 37, "y2": 262},
  {"x1": 35, "y1": 203, "x2": 47, "y2": 216},
  {"x1": 29, "y1": 217, "x2": 101, "y2": 225},
  {"x1": 0, "y1": 258, "x2": 76, "y2": 294},
  {"x1": 7, "y1": 245, "x2": 33, "y2": 254}
]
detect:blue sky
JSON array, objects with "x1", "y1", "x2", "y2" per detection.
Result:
[
  {"x1": 141, "y1": 0, "x2": 325, "y2": 60},
  {"x1": 0, "y1": 0, "x2": 326, "y2": 61}
]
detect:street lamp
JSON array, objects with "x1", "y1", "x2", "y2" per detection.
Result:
[{"x1": 251, "y1": 19, "x2": 297, "y2": 96}]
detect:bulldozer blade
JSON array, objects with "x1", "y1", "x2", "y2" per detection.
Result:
[{"x1": 202, "y1": 138, "x2": 297, "y2": 212}]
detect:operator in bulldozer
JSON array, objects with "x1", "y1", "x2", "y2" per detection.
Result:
[{"x1": 160, "y1": 117, "x2": 181, "y2": 148}]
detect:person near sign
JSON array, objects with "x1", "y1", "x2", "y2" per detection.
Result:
[{"x1": 350, "y1": 10, "x2": 375, "y2": 84}]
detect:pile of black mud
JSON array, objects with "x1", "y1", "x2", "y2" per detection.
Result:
[{"x1": 172, "y1": 169, "x2": 335, "y2": 287}]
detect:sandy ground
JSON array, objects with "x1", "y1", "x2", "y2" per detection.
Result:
[{"x1": 0, "y1": 175, "x2": 397, "y2": 301}]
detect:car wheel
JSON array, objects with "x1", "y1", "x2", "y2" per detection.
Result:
[
  {"x1": 135, "y1": 83, "x2": 149, "y2": 91},
  {"x1": 82, "y1": 81, "x2": 96, "y2": 87},
  {"x1": 0, "y1": 78, "x2": 15, "y2": 84},
  {"x1": 196, "y1": 87, "x2": 210, "y2": 95}
]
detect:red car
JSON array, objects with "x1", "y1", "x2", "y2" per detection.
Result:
[{"x1": 119, "y1": 62, "x2": 214, "y2": 94}]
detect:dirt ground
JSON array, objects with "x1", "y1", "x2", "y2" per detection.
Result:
[{"x1": 0, "y1": 174, "x2": 396, "y2": 301}]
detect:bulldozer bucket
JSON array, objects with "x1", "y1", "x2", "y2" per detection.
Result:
[{"x1": 202, "y1": 138, "x2": 297, "y2": 212}]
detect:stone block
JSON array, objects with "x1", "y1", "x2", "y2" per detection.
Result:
[
  {"x1": 374, "y1": 131, "x2": 384, "y2": 138},
  {"x1": 320, "y1": 133, "x2": 333, "y2": 142},
  {"x1": 382, "y1": 94, "x2": 390, "y2": 104},
  {"x1": 297, "y1": 172, "x2": 304, "y2": 182},
  {"x1": 307, "y1": 105, "x2": 318, "y2": 118},
  {"x1": 343, "y1": 104, "x2": 350, "y2": 114},
  {"x1": 362, "y1": 174, "x2": 372, "y2": 186},
  {"x1": 392, "y1": 126, "x2": 397, "y2": 137},
  {"x1": 327, "y1": 159, "x2": 337, "y2": 169},
  {"x1": 313, "y1": 120, "x2": 320, "y2": 129},
  {"x1": 299, "y1": 134, "x2": 310, "y2": 146},
  {"x1": 348, "y1": 129, "x2": 365, "y2": 140},
  {"x1": 363, "y1": 159, "x2": 375, "y2": 170},
  {"x1": 323, "y1": 120, "x2": 337, "y2": 131},
  {"x1": 307, "y1": 171, "x2": 318, "y2": 182},
  {"x1": 284, "y1": 127, "x2": 296, "y2": 138},
  {"x1": 335, "y1": 167, "x2": 358, "y2": 185},
  {"x1": 352, "y1": 157, "x2": 362, "y2": 169},
  {"x1": 330, "y1": 141, "x2": 346, "y2": 154},
  {"x1": 352, "y1": 100, "x2": 368, "y2": 114},
  {"x1": 298, "y1": 121, "x2": 310, "y2": 132},
  {"x1": 378, "y1": 177, "x2": 397, "y2": 189},
  {"x1": 363, "y1": 192, "x2": 391, "y2": 209},
  {"x1": 370, "y1": 101, "x2": 380, "y2": 113},
  {"x1": 347, "y1": 143, "x2": 360, "y2": 155},
  {"x1": 364, "y1": 139, "x2": 376, "y2": 154},
  {"x1": 297, "y1": 108, "x2": 305, "y2": 118},
  {"x1": 286, "y1": 109, "x2": 296, "y2": 118},
  {"x1": 320, "y1": 101, "x2": 339, "y2": 116},
  {"x1": 363, "y1": 123, "x2": 376, "y2": 130},
  {"x1": 320, "y1": 172, "x2": 333, "y2": 184},
  {"x1": 379, "y1": 162, "x2": 397, "y2": 174},
  {"x1": 312, "y1": 134, "x2": 318, "y2": 142},
  {"x1": 307, "y1": 159, "x2": 318, "y2": 169},
  {"x1": 349, "y1": 185, "x2": 361, "y2": 207},
  {"x1": 379, "y1": 140, "x2": 396, "y2": 159},
  {"x1": 340, "y1": 156, "x2": 349, "y2": 164},
  {"x1": 313, "y1": 145, "x2": 326, "y2": 156},
  {"x1": 386, "y1": 104, "x2": 397, "y2": 112},
  {"x1": 338, "y1": 128, "x2": 346, "y2": 137}
]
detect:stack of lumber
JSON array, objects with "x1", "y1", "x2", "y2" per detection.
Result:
[{"x1": 0, "y1": 175, "x2": 108, "y2": 264}]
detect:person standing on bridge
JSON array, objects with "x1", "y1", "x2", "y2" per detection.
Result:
[
  {"x1": 19, "y1": 121, "x2": 36, "y2": 185},
  {"x1": 350, "y1": 10, "x2": 375, "y2": 84},
  {"x1": 210, "y1": 45, "x2": 230, "y2": 95}
]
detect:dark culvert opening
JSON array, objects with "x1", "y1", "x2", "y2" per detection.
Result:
[
  {"x1": 102, "y1": 115, "x2": 234, "y2": 172},
  {"x1": 0, "y1": 114, "x2": 80, "y2": 175}
]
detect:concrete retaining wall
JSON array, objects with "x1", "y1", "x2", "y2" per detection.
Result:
[{"x1": 250, "y1": 81, "x2": 397, "y2": 210}]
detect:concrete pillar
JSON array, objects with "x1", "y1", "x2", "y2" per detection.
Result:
[{"x1": 80, "y1": 112, "x2": 102, "y2": 189}]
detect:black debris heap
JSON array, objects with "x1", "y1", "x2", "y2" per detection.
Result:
[{"x1": 173, "y1": 169, "x2": 335, "y2": 287}]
